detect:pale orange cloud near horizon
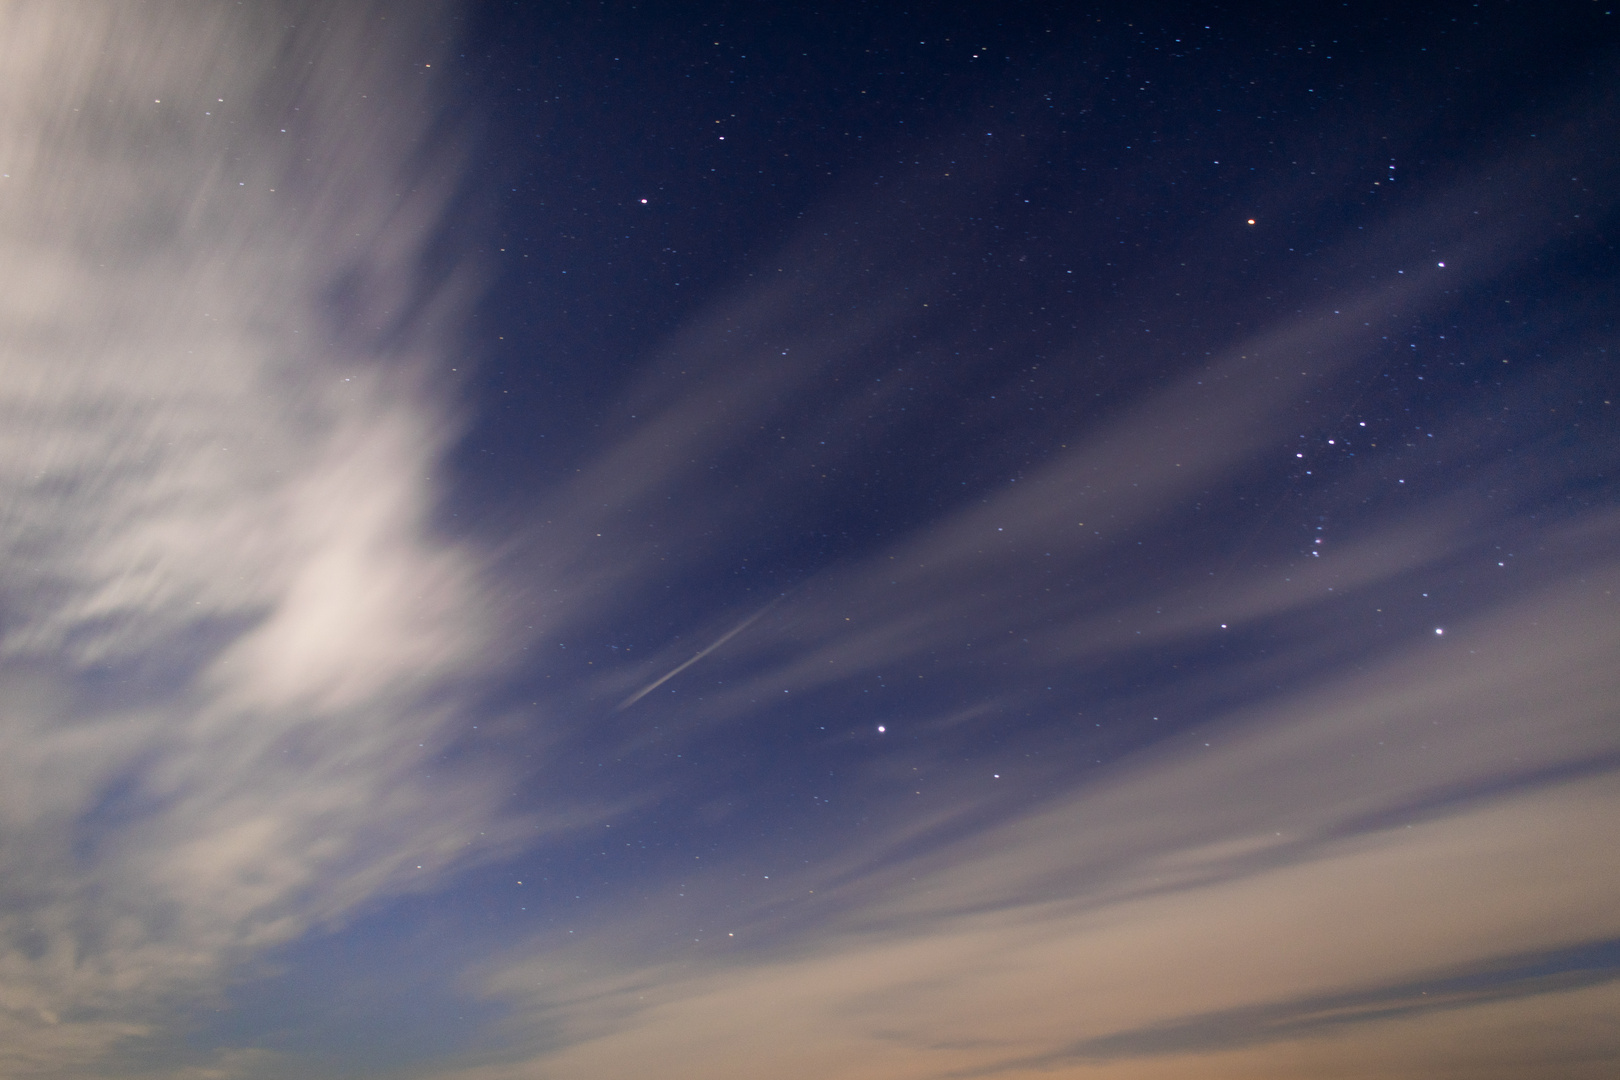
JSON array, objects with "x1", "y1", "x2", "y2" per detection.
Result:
[{"x1": 420, "y1": 561, "x2": 1620, "y2": 1080}]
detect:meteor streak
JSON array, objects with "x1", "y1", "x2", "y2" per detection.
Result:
[{"x1": 617, "y1": 598, "x2": 782, "y2": 709}]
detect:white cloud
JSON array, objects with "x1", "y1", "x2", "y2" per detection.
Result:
[{"x1": 0, "y1": 3, "x2": 518, "y2": 1073}]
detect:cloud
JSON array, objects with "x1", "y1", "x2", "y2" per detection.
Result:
[
  {"x1": 416, "y1": 87, "x2": 1620, "y2": 1073},
  {"x1": 0, "y1": 3, "x2": 522, "y2": 1073},
  {"x1": 441, "y1": 558, "x2": 1620, "y2": 1079},
  {"x1": 534, "y1": 63, "x2": 1620, "y2": 738}
]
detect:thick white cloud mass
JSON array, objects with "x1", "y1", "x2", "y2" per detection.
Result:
[{"x1": 0, "y1": 3, "x2": 515, "y2": 1074}]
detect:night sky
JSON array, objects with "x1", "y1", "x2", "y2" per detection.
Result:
[{"x1": 2, "y1": 2, "x2": 1618, "y2": 1077}]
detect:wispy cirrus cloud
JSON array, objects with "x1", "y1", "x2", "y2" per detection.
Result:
[
  {"x1": 523, "y1": 67, "x2": 1620, "y2": 737},
  {"x1": 411, "y1": 69, "x2": 1620, "y2": 1079},
  {"x1": 438, "y1": 554, "x2": 1620, "y2": 1080}
]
